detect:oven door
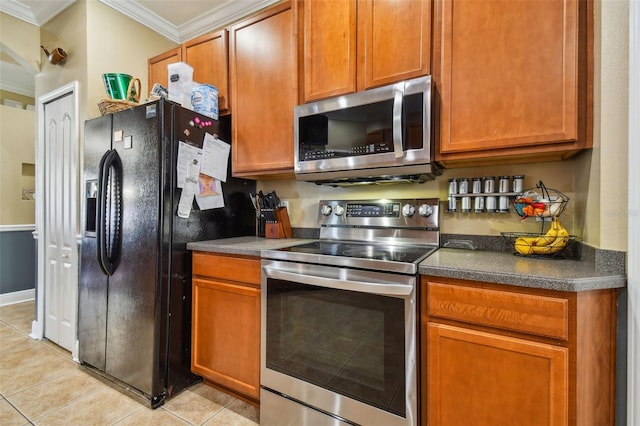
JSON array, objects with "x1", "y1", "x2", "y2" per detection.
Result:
[{"x1": 261, "y1": 259, "x2": 417, "y2": 426}]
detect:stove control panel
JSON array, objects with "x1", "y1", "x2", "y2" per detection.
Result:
[{"x1": 317, "y1": 198, "x2": 439, "y2": 229}]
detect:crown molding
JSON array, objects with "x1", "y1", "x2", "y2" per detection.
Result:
[
  {"x1": 2, "y1": 0, "x2": 279, "y2": 42},
  {"x1": 98, "y1": 0, "x2": 181, "y2": 42},
  {"x1": 177, "y1": 0, "x2": 279, "y2": 42},
  {"x1": 0, "y1": 0, "x2": 37, "y2": 25},
  {"x1": 0, "y1": 0, "x2": 76, "y2": 26},
  {"x1": 98, "y1": 0, "x2": 278, "y2": 44}
]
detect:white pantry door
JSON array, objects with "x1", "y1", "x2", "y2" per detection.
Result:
[{"x1": 41, "y1": 89, "x2": 78, "y2": 351}]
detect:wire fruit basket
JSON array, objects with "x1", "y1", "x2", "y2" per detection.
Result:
[
  {"x1": 502, "y1": 181, "x2": 574, "y2": 257},
  {"x1": 502, "y1": 230, "x2": 576, "y2": 257},
  {"x1": 512, "y1": 180, "x2": 568, "y2": 220}
]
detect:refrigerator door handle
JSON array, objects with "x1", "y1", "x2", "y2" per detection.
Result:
[{"x1": 97, "y1": 149, "x2": 123, "y2": 276}]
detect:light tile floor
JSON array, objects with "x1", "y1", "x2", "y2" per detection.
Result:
[{"x1": 0, "y1": 301, "x2": 259, "y2": 426}]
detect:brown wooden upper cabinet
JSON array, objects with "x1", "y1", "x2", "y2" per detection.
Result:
[
  {"x1": 434, "y1": 0, "x2": 592, "y2": 166},
  {"x1": 182, "y1": 30, "x2": 230, "y2": 113},
  {"x1": 148, "y1": 31, "x2": 230, "y2": 114},
  {"x1": 229, "y1": 1, "x2": 297, "y2": 178},
  {"x1": 300, "y1": 0, "x2": 431, "y2": 103},
  {"x1": 148, "y1": 47, "x2": 181, "y2": 94}
]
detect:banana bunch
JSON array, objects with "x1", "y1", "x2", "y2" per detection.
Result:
[{"x1": 514, "y1": 218, "x2": 570, "y2": 255}]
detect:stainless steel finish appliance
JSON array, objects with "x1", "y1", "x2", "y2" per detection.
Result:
[
  {"x1": 78, "y1": 100, "x2": 255, "y2": 407},
  {"x1": 294, "y1": 76, "x2": 440, "y2": 186},
  {"x1": 261, "y1": 198, "x2": 440, "y2": 425}
]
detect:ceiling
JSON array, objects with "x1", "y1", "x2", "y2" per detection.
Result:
[{"x1": 0, "y1": 0, "x2": 278, "y2": 98}]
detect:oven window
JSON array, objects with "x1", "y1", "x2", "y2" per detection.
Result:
[{"x1": 266, "y1": 278, "x2": 406, "y2": 417}]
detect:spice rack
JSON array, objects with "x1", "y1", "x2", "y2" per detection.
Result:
[{"x1": 446, "y1": 175, "x2": 524, "y2": 214}]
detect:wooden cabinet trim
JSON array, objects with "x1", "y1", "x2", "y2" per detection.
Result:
[
  {"x1": 193, "y1": 252, "x2": 261, "y2": 285},
  {"x1": 574, "y1": 290, "x2": 617, "y2": 425},
  {"x1": 426, "y1": 280, "x2": 570, "y2": 340}
]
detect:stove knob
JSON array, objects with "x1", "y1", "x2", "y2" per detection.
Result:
[
  {"x1": 419, "y1": 204, "x2": 434, "y2": 217},
  {"x1": 320, "y1": 205, "x2": 332, "y2": 216},
  {"x1": 333, "y1": 205, "x2": 345, "y2": 216},
  {"x1": 402, "y1": 204, "x2": 416, "y2": 217}
]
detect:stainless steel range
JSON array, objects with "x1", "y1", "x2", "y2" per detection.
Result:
[{"x1": 260, "y1": 198, "x2": 440, "y2": 426}]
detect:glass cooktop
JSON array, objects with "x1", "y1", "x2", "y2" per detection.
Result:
[
  {"x1": 282, "y1": 241, "x2": 434, "y2": 263},
  {"x1": 265, "y1": 240, "x2": 438, "y2": 274}
]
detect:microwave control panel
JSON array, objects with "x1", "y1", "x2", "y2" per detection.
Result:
[{"x1": 301, "y1": 141, "x2": 393, "y2": 161}]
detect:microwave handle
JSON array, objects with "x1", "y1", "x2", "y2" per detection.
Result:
[{"x1": 392, "y1": 82, "x2": 405, "y2": 158}]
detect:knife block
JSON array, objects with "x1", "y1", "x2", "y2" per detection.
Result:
[
  {"x1": 264, "y1": 207, "x2": 292, "y2": 239},
  {"x1": 275, "y1": 207, "x2": 292, "y2": 238},
  {"x1": 265, "y1": 223, "x2": 285, "y2": 239}
]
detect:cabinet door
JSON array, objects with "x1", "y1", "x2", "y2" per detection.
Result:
[
  {"x1": 427, "y1": 323, "x2": 568, "y2": 426},
  {"x1": 301, "y1": 0, "x2": 430, "y2": 102},
  {"x1": 192, "y1": 277, "x2": 260, "y2": 400},
  {"x1": 229, "y1": 1, "x2": 297, "y2": 177},
  {"x1": 301, "y1": 0, "x2": 357, "y2": 102},
  {"x1": 182, "y1": 30, "x2": 230, "y2": 113},
  {"x1": 148, "y1": 47, "x2": 181, "y2": 93},
  {"x1": 358, "y1": 0, "x2": 431, "y2": 91},
  {"x1": 434, "y1": 0, "x2": 588, "y2": 164}
]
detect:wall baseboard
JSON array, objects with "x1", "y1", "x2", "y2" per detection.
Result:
[{"x1": 0, "y1": 289, "x2": 35, "y2": 306}]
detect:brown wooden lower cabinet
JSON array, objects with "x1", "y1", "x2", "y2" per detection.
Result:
[
  {"x1": 192, "y1": 252, "x2": 261, "y2": 403},
  {"x1": 421, "y1": 276, "x2": 617, "y2": 426}
]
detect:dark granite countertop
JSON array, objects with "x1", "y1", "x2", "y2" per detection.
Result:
[
  {"x1": 187, "y1": 236, "x2": 314, "y2": 257},
  {"x1": 419, "y1": 248, "x2": 626, "y2": 292},
  {"x1": 187, "y1": 237, "x2": 626, "y2": 292}
]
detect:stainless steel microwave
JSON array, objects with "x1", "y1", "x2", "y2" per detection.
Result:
[{"x1": 294, "y1": 76, "x2": 440, "y2": 186}]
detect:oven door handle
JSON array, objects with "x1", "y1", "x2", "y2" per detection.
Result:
[{"x1": 263, "y1": 266, "x2": 413, "y2": 297}]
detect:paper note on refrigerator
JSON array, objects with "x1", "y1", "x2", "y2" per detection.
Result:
[
  {"x1": 177, "y1": 141, "x2": 202, "y2": 189},
  {"x1": 195, "y1": 173, "x2": 225, "y2": 210},
  {"x1": 177, "y1": 158, "x2": 200, "y2": 218},
  {"x1": 200, "y1": 133, "x2": 229, "y2": 182}
]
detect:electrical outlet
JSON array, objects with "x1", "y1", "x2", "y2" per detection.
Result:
[{"x1": 280, "y1": 200, "x2": 290, "y2": 210}]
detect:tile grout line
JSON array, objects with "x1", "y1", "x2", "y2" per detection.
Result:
[
  {"x1": 1, "y1": 304, "x2": 261, "y2": 425},
  {"x1": 27, "y1": 386, "x2": 112, "y2": 424},
  {"x1": 107, "y1": 405, "x2": 146, "y2": 426},
  {"x1": 1, "y1": 393, "x2": 34, "y2": 425},
  {"x1": 157, "y1": 407, "x2": 199, "y2": 426}
]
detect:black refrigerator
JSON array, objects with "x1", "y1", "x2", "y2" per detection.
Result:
[{"x1": 78, "y1": 99, "x2": 255, "y2": 407}]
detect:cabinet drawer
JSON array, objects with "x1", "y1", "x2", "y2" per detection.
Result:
[
  {"x1": 193, "y1": 252, "x2": 261, "y2": 285},
  {"x1": 426, "y1": 281, "x2": 569, "y2": 340}
]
